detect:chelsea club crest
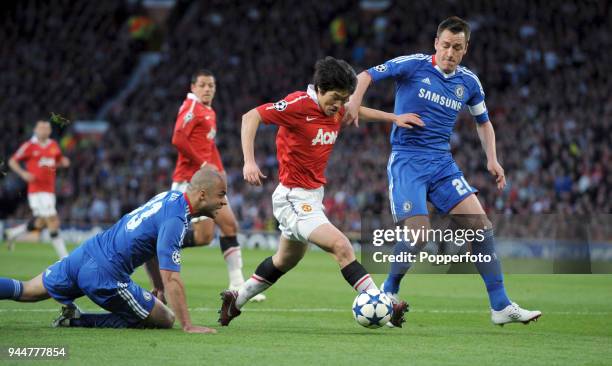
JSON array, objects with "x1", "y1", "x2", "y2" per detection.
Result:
[{"x1": 454, "y1": 85, "x2": 465, "y2": 100}]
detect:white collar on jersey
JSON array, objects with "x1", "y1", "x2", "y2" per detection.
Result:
[
  {"x1": 30, "y1": 135, "x2": 51, "y2": 148},
  {"x1": 187, "y1": 93, "x2": 202, "y2": 102},
  {"x1": 434, "y1": 64, "x2": 456, "y2": 78},
  {"x1": 186, "y1": 92, "x2": 212, "y2": 110},
  {"x1": 306, "y1": 84, "x2": 318, "y2": 103}
]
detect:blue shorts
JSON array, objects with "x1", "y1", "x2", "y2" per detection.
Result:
[
  {"x1": 387, "y1": 150, "x2": 478, "y2": 222},
  {"x1": 42, "y1": 243, "x2": 155, "y2": 325}
]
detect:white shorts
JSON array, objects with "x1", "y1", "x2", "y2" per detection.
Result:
[
  {"x1": 171, "y1": 181, "x2": 210, "y2": 222},
  {"x1": 28, "y1": 192, "x2": 57, "y2": 217},
  {"x1": 272, "y1": 183, "x2": 330, "y2": 243}
]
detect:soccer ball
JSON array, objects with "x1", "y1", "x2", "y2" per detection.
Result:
[{"x1": 352, "y1": 289, "x2": 393, "y2": 328}]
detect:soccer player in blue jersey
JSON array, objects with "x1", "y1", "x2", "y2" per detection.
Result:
[
  {"x1": 345, "y1": 16, "x2": 541, "y2": 326},
  {"x1": 0, "y1": 166, "x2": 225, "y2": 333}
]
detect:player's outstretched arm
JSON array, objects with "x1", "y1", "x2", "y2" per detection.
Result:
[
  {"x1": 160, "y1": 269, "x2": 216, "y2": 334},
  {"x1": 241, "y1": 108, "x2": 267, "y2": 186},
  {"x1": 358, "y1": 107, "x2": 425, "y2": 129},
  {"x1": 344, "y1": 71, "x2": 373, "y2": 126},
  {"x1": 476, "y1": 121, "x2": 506, "y2": 190}
]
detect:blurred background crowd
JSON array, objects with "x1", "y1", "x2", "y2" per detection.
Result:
[{"x1": 1, "y1": 0, "x2": 609, "y2": 234}]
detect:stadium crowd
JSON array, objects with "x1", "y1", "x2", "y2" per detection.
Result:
[{"x1": 1, "y1": 0, "x2": 609, "y2": 234}]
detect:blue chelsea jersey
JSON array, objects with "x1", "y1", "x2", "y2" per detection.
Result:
[
  {"x1": 368, "y1": 54, "x2": 490, "y2": 152},
  {"x1": 83, "y1": 191, "x2": 192, "y2": 279}
]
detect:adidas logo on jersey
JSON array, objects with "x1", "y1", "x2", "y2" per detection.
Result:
[
  {"x1": 421, "y1": 77, "x2": 431, "y2": 85},
  {"x1": 311, "y1": 128, "x2": 338, "y2": 145}
]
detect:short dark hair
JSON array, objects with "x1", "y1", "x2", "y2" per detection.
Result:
[
  {"x1": 191, "y1": 69, "x2": 214, "y2": 84},
  {"x1": 437, "y1": 16, "x2": 471, "y2": 42},
  {"x1": 313, "y1": 57, "x2": 357, "y2": 95}
]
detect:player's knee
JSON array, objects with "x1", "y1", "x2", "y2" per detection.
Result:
[
  {"x1": 467, "y1": 215, "x2": 492, "y2": 231},
  {"x1": 149, "y1": 304, "x2": 175, "y2": 329},
  {"x1": 160, "y1": 309, "x2": 175, "y2": 329}
]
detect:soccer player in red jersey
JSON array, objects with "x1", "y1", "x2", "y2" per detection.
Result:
[
  {"x1": 170, "y1": 70, "x2": 265, "y2": 301},
  {"x1": 219, "y1": 57, "x2": 423, "y2": 327},
  {"x1": 5, "y1": 120, "x2": 70, "y2": 258}
]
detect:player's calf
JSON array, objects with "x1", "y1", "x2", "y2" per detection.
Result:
[{"x1": 0, "y1": 273, "x2": 50, "y2": 302}]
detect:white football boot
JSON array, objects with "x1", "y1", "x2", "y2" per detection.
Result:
[
  {"x1": 230, "y1": 284, "x2": 266, "y2": 303},
  {"x1": 491, "y1": 302, "x2": 542, "y2": 326}
]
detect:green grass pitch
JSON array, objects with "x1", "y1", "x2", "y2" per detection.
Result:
[{"x1": 1, "y1": 242, "x2": 611, "y2": 365}]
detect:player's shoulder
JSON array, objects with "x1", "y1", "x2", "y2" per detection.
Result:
[
  {"x1": 388, "y1": 53, "x2": 431, "y2": 65},
  {"x1": 18, "y1": 139, "x2": 33, "y2": 149},
  {"x1": 457, "y1": 65, "x2": 483, "y2": 88},
  {"x1": 14, "y1": 139, "x2": 33, "y2": 156},
  {"x1": 163, "y1": 191, "x2": 191, "y2": 219},
  {"x1": 265, "y1": 91, "x2": 309, "y2": 113}
]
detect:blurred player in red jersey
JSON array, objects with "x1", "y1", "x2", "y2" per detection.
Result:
[
  {"x1": 218, "y1": 57, "x2": 423, "y2": 327},
  {"x1": 171, "y1": 70, "x2": 265, "y2": 302},
  {"x1": 4, "y1": 120, "x2": 70, "y2": 258}
]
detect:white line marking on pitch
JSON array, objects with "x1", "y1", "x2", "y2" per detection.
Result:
[{"x1": 0, "y1": 307, "x2": 610, "y2": 316}]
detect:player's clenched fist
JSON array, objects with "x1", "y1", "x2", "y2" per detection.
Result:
[
  {"x1": 487, "y1": 160, "x2": 506, "y2": 190},
  {"x1": 243, "y1": 161, "x2": 267, "y2": 186},
  {"x1": 342, "y1": 102, "x2": 360, "y2": 126}
]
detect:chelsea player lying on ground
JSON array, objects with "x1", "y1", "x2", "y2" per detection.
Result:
[{"x1": 0, "y1": 166, "x2": 226, "y2": 334}]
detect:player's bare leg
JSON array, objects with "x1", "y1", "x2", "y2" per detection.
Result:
[
  {"x1": 187, "y1": 204, "x2": 265, "y2": 302},
  {"x1": 219, "y1": 235, "x2": 305, "y2": 325},
  {"x1": 0, "y1": 273, "x2": 51, "y2": 302},
  {"x1": 142, "y1": 298, "x2": 176, "y2": 329},
  {"x1": 450, "y1": 194, "x2": 541, "y2": 325},
  {"x1": 45, "y1": 215, "x2": 68, "y2": 258},
  {"x1": 214, "y1": 205, "x2": 246, "y2": 288},
  {"x1": 308, "y1": 223, "x2": 408, "y2": 327},
  {"x1": 3, "y1": 217, "x2": 45, "y2": 251}
]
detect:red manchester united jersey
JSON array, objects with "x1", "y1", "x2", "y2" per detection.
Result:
[
  {"x1": 256, "y1": 85, "x2": 344, "y2": 189},
  {"x1": 172, "y1": 93, "x2": 224, "y2": 182},
  {"x1": 12, "y1": 137, "x2": 64, "y2": 193}
]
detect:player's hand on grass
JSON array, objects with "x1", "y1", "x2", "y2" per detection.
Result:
[
  {"x1": 394, "y1": 113, "x2": 425, "y2": 129},
  {"x1": 487, "y1": 160, "x2": 506, "y2": 190},
  {"x1": 20, "y1": 171, "x2": 34, "y2": 182},
  {"x1": 343, "y1": 102, "x2": 360, "y2": 127},
  {"x1": 183, "y1": 325, "x2": 217, "y2": 334},
  {"x1": 243, "y1": 161, "x2": 267, "y2": 186}
]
